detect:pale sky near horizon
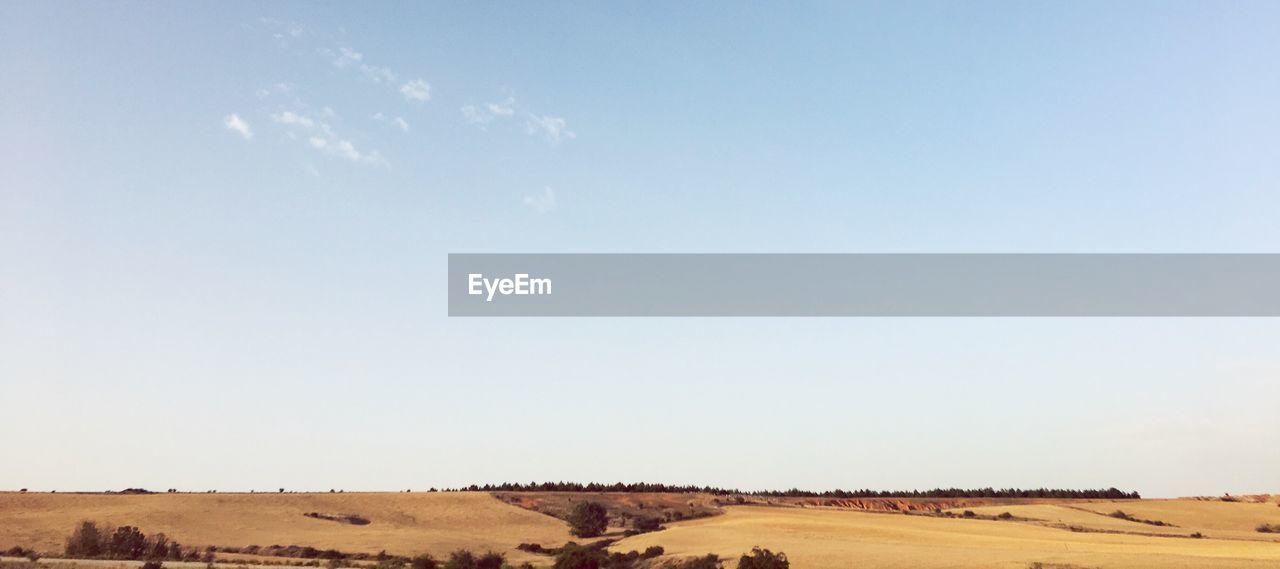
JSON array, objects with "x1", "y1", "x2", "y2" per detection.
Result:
[{"x1": 2, "y1": 2, "x2": 1279, "y2": 498}]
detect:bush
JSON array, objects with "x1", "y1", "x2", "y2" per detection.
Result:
[
  {"x1": 997, "y1": 512, "x2": 1014, "y2": 520},
  {"x1": 552, "y1": 543, "x2": 607, "y2": 569},
  {"x1": 66, "y1": 520, "x2": 105, "y2": 557},
  {"x1": 142, "y1": 561, "x2": 164, "y2": 569},
  {"x1": 1257, "y1": 523, "x2": 1280, "y2": 533},
  {"x1": 632, "y1": 516, "x2": 662, "y2": 532},
  {"x1": 568, "y1": 502, "x2": 609, "y2": 538},
  {"x1": 736, "y1": 547, "x2": 788, "y2": 569},
  {"x1": 410, "y1": 554, "x2": 438, "y2": 569},
  {"x1": 442, "y1": 550, "x2": 476, "y2": 569},
  {"x1": 671, "y1": 554, "x2": 722, "y2": 569},
  {"x1": 642, "y1": 546, "x2": 664, "y2": 559},
  {"x1": 1190, "y1": 532, "x2": 1204, "y2": 539},
  {"x1": 516, "y1": 543, "x2": 551, "y2": 554},
  {"x1": 474, "y1": 552, "x2": 503, "y2": 569},
  {"x1": 375, "y1": 558, "x2": 407, "y2": 569},
  {"x1": 962, "y1": 510, "x2": 976, "y2": 518}
]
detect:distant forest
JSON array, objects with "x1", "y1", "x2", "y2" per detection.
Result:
[{"x1": 469, "y1": 482, "x2": 1141, "y2": 499}]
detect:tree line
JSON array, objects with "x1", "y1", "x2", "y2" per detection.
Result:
[
  {"x1": 473, "y1": 481, "x2": 1140, "y2": 499},
  {"x1": 65, "y1": 521, "x2": 197, "y2": 561}
]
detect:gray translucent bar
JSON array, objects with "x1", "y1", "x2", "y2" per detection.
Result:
[{"x1": 447, "y1": 254, "x2": 1280, "y2": 317}]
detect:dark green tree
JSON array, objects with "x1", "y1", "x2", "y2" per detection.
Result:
[
  {"x1": 108, "y1": 526, "x2": 148, "y2": 559},
  {"x1": 474, "y1": 552, "x2": 504, "y2": 569},
  {"x1": 552, "y1": 543, "x2": 606, "y2": 569},
  {"x1": 736, "y1": 547, "x2": 788, "y2": 569},
  {"x1": 568, "y1": 501, "x2": 609, "y2": 538},
  {"x1": 442, "y1": 550, "x2": 476, "y2": 569},
  {"x1": 65, "y1": 521, "x2": 105, "y2": 558}
]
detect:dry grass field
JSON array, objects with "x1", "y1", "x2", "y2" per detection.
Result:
[
  {"x1": 0, "y1": 492, "x2": 575, "y2": 566},
  {"x1": 613, "y1": 504, "x2": 1280, "y2": 569},
  {"x1": 5, "y1": 493, "x2": 1280, "y2": 568}
]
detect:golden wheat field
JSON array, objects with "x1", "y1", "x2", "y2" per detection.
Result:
[
  {"x1": 0, "y1": 492, "x2": 572, "y2": 566},
  {"x1": 4, "y1": 493, "x2": 1280, "y2": 568},
  {"x1": 612, "y1": 503, "x2": 1280, "y2": 569}
]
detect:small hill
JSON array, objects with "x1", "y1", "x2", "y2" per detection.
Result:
[{"x1": 0, "y1": 492, "x2": 573, "y2": 565}]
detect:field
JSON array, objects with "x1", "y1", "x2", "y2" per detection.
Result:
[
  {"x1": 4, "y1": 492, "x2": 1280, "y2": 568},
  {"x1": 0, "y1": 492, "x2": 575, "y2": 566},
  {"x1": 613, "y1": 503, "x2": 1280, "y2": 569}
]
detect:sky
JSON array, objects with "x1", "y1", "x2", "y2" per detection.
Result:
[{"x1": 2, "y1": 1, "x2": 1279, "y2": 498}]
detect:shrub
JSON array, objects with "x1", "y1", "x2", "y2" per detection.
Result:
[
  {"x1": 736, "y1": 547, "x2": 788, "y2": 569},
  {"x1": 66, "y1": 520, "x2": 105, "y2": 557},
  {"x1": 962, "y1": 510, "x2": 976, "y2": 518},
  {"x1": 632, "y1": 516, "x2": 662, "y2": 532},
  {"x1": 671, "y1": 554, "x2": 722, "y2": 569},
  {"x1": 410, "y1": 554, "x2": 438, "y2": 569},
  {"x1": 443, "y1": 550, "x2": 476, "y2": 569},
  {"x1": 142, "y1": 561, "x2": 164, "y2": 569},
  {"x1": 515, "y1": 544, "x2": 549, "y2": 554},
  {"x1": 474, "y1": 552, "x2": 503, "y2": 569},
  {"x1": 642, "y1": 546, "x2": 665, "y2": 559},
  {"x1": 1257, "y1": 523, "x2": 1280, "y2": 533},
  {"x1": 375, "y1": 558, "x2": 407, "y2": 569},
  {"x1": 552, "y1": 543, "x2": 607, "y2": 569},
  {"x1": 1190, "y1": 532, "x2": 1204, "y2": 539},
  {"x1": 568, "y1": 502, "x2": 609, "y2": 538},
  {"x1": 997, "y1": 512, "x2": 1014, "y2": 520}
]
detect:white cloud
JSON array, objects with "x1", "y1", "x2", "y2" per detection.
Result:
[
  {"x1": 361, "y1": 64, "x2": 396, "y2": 83},
  {"x1": 308, "y1": 136, "x2": 388, "y2": 167},
  {"x1": 523, "y1": 186, "x2": 557, "y2": 214},
  {"x1": 260, "y1": 18, "x2": 304, "y2": 43},
  {"x1": 400, "y1": 79, "x2": 432, "y2": 102},
  {"x1": 256, "y1": 83, "x2": 293, "y2": 99},
  {"x1": 526, "y1": 114, "x2": 575, "y2": 145},
  {"x1": 326, "y1": 47, "x2": 397, "y2": 83},
  {"x1": 461, "y1": 97, "x2": 516, "y2": 127},
  {"x1": 333, "y1": 47, "x2": 362, "y2": 68},
  {"x1": 223, "y1": 113, "x2": 253, "y2": 140},
  {"x1": 372, "y1": 112, "x2": 409, "y2": 132},
  {"x1": 271, "y1": 109, "x2": 387, "y2": 167},
  {"x1": 271, "y1": 111, "x2": 316, "y2": 129}
]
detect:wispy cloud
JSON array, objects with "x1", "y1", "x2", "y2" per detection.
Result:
[
  {"x1": 523, "y1": 186, "x2": 557, "y2": 214},
  {"x1": 223, "y1": 113, "x2": 253, "y2": 140},
  {"x1": 400, "y1": 79, "x2": 432, "y2": 102},
  {"x1": 271, "y1": 110, "x2": 387, "y2": 167},
  {"x1": 461, "y1": 97, "x2": 516, "y2": 128},
  {"x1": 372, "y1": 112, "x2": 410, "y2": 132},
  {"x1": 307, "y1": 136, "x2": 387, "y2": 166},
  {"x1": 526, "y1": 114, "x2": 575, "y2": 145},
  {"x1": 271, "y1": 110, "x2": 316, "y2": 129},
  {"x1": 259, "y1": 17, "x2": 304, "y2": 44},
  {"x1": 255, "y1": 82, "x2": 294, "y2": 99},
  {"x1": 324, "y1": 47, "x2": 397, "y2": 83}
]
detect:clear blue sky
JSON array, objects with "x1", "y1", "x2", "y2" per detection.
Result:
[{"x1": 2, "y1": 2, "x2": 1278, "y2": 498}]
